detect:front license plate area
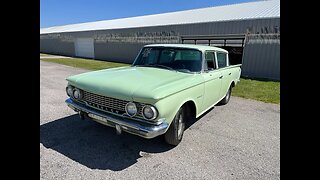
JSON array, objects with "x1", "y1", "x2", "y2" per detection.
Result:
[{"x1": 88, "y1": 113, "x2": 109, "y2": 123}]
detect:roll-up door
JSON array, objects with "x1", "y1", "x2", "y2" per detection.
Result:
[{"x1": 75, "y1": 38, "x2": 94, "y2": 58}]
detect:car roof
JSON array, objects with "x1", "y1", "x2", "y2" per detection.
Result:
[{"x1": 144, "y1": 44, "x2": 228, "y2": 53}]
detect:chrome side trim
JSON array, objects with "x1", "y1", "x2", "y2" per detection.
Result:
[{"x1": 65, "y1": 98, "x2": 169, "y2": 139}]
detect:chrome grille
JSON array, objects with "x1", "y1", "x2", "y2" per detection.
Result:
[
  {"x1": 82, "y1": 90, "x2": 144, "y2": 117},
  {"x1": 138, "y1": 104, "x2": 144, "y2": 117},
  {"x1": 83, "y1": 91, "x2": 128, "y2": 112}
]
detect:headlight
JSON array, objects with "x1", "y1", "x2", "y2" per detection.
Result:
[
  {"x1": 125, "y1": 102, "x2": 137, "y2": 117},
  {"x1": 73, "y1": 88, "x2": 82, "y2": 100},
  {"x1": 66, "y1": 85, "x2": 73, "y2": 97},
  {"x1": 142, "y1": 105, "x2": 158, "y2": 120}
]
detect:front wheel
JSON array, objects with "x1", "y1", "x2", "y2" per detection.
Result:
[
  {"x1": 164, "y1": 107, "x2": 186, "y2": 146},
  {"x1": 218, "y1": 86, "x2": 232, "y2": 105}
]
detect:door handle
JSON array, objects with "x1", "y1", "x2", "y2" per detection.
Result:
[
  {"x1": 229, "y1": 73, "x2": 231, "y2": 75},
  {"x1": 219, "y1": 75, "x2": 223, "y2": 79}
]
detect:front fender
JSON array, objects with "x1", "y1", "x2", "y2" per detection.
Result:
[{"x1": 154, "y1": 81, "x2": 204, "y2": 128}]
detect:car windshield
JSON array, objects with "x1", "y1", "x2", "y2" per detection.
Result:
[{"x1": 133, "y1": 47, "x2": 202, "y2": 73}]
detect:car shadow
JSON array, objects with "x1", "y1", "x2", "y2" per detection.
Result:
[
  {"x1": 40, "y1": 107, "x2": 215, "y2": 171},
  {"x1": 40, "y1": 114, "x2": 173, "y2": 171}
]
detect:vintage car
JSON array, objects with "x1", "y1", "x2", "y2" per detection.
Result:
[{"x1": 65, "y1": 44, "x2": 241, "y2": 145}]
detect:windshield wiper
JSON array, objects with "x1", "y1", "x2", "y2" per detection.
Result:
[
  {"x1": 134, "y1": 64, "x2": 176, "y2": 71},
  {"x1": 151, "y1": 64, "x2": 176, "y2": 71}
]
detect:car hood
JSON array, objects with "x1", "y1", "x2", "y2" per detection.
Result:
[{"x1": 66, "y1": 66, "x2": 202, "y2": 103}]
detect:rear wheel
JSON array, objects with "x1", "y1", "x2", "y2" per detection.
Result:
[
  {"x1": 219, "y1": 86, "x2": 232, "y2": 105},
  {"x1": 164, "y1": 107, "x2": 186, "y2": 146}
]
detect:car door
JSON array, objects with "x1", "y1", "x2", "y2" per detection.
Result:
[
  {"x1": 202, "y1": 51, "x2": 222, "y2": 110},
  {"x1": 216, "y1": 51, "x2": 231, "y2": 98}
]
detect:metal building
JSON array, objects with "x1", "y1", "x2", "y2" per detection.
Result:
[{"x1": 40, "y1": 0, "x2": 280, "y2": 80}]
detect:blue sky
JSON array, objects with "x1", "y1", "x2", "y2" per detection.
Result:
[{"x1": 40, "y1": 0, "x2": 258, "y2": 28}]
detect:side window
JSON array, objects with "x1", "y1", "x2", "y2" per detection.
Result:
[
  {"x1": 204, "y1": 51, "x2": 216, "y2": 70},
  {"x1": 216, "y1": 52, "x2": 227, "y2": 68}
]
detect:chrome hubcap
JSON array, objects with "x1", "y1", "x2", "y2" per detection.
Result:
[
  {"x1": 226, "y1": 89, "x2": 230, "y2": 100},
  {"x1": 177, "y1": 113, "x2": 183, "y2": 138}
]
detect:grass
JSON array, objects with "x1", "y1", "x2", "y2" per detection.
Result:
[
  {"x1": 40, "y1": 55, "x2": 279, "y2": 104},
  {"x1": 232, "y1": 78, "x2": 280, "y2": 104},
  {"x1": 40, "y1": 53, "x2": 52, "y2": 56},
  {"x1": 40, "y1": 57, "x2": 128, "y2": 70}
]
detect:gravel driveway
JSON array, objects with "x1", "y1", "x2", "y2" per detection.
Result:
[{"x1": 40, "y1": 60, "x2": 280, "y2": 180}]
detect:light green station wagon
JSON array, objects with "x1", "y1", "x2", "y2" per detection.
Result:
[{"x1": 65, "y1": 44, "x2": 241, "y2": 145}]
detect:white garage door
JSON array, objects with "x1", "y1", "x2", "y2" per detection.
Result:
[{"x1": 75, "y1": 38, "x2": 95, "y2": 58}]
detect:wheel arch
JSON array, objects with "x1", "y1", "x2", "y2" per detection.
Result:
[
  {"x1": 230, "y1": 81, "x2": 235, "y2": 88},
  {"x1": 181, "y1": 100, "x2": 197, "y2": 119},
  {"x1": 164, "y1": 98, "x2": 197, "y2": 125}
]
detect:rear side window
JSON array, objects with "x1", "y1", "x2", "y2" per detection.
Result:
[{"x1": 216, "y1": 52, "x2": 227, "y2": 68}]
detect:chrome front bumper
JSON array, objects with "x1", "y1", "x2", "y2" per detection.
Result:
[{"x1": 65, "y1": 98, "x2": 169, "y2": 139}]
